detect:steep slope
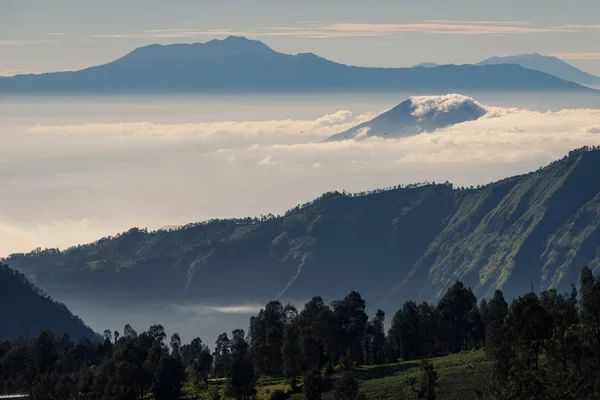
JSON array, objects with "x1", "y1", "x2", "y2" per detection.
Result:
[
  {"x1": 477, "y1": 53, "x2": 600, "y2": 86},
  {"x1": 6, "y1": 148, "x2": 600, "y2": 308},
  {"x1": 0, "y1": 37, "x2": 593, "y2": 93},
  {"x1": 325, "y1": 94, "x2": 487, "y2": 141},
  {"x1": 0, "y1": 264, "x2": 98, "y2": 341}
]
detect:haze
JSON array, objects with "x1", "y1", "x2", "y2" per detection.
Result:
[{"x1": 2, "y1": 92, "x2": 600, "y2": 259}]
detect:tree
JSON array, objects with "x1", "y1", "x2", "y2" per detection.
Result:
[
  {"x1": 123, "y1": 324, "x2": 137, "y2": 339},
  {"x1": 153, "y1": 354, "x2": 185, "y2": 400},
  {"x1": 507, "y1": 292, "x2": 553, "y2": 370},
  {"x1": 170, "y1": 333, "x2": 181, "y2": 361},
  {"x1": 182, "y1": 337, "x2": 213, "y2": 387},
  {"x1": 389, "y1": 301, "x2": 424, "y2": 361},
  {"x1": 437, "y1": 281, "x2": 477, "y2": 353},
  {"x1": 539, "y1": 287, "x2": 579, "y2": 369},
  {"x1": 227, "y1": 329, "x2": 256, "y2": 400},
  {"x1": 302, "y1": 369, "x2": 324, "y2": 400},
  {"x1": 418, "y1": 302, "x2": 437, "y2": 357},
  {"x1": 213, "y1": 333, "x2": 232, "y2": 379},
  {"x1": 416, "y1": 360, "x2": 437, "y2": 400},
  {"x1": 332, "y1": 291, "x2": 369, "y2": 366},
  {"x1": 249, "y1": 301, "x2": 286, "y2": 375},
  {"x1": 281, "y1": 323, "x2": 301, "y2": 388},
  {"x1": 369, "y1": 310, "x2": 386, "y2": 365}
]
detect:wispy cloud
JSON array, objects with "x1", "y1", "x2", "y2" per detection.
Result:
[
  {"x1": 561, "y1": 24, "x2": 600, "y2": 29},
  {"x1": 92, "y1": 19, "x2": 583, "y2": 41},
  {"x1": 46, "y1": 32, "x2": 66, "y2": 36},
  {"x1": 92, "y1": 30, "x2": 250, "y2": 39},
  {"x1": 322, "y1": 22, "x2": 557, "y2": 36}
]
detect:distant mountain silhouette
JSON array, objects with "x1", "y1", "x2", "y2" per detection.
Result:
[
  {"x1": 477, "y1": 53, "x2": 600, "y2": 86},
  {"x1": 326, "y1": 94, "x2": 486, "y2": 141},
  {"x1": 412, "y1": 62, "x2": 441, "y2": 68},
  {"x1": 0, "y1": 37, "x2": 594, "y2": 93}
]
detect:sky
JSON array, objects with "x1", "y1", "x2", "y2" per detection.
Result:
[{"x1": 2, "y1": 0, "x2": 600, "y2": 76}]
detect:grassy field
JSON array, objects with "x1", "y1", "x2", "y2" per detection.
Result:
[
  {"x1": 197, "y1": 350, "x2": 492, "y2": 400},
  {"x1": 347, "y1": 350, "x2": 491, "y2": 400}
]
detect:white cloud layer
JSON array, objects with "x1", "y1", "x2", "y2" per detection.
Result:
[
  {"x1": 2, "y1": 94, "x2": 600, "y2": 257},
  {"x1": 26, "y1": 110, "x2": 377, "y2": 143}
]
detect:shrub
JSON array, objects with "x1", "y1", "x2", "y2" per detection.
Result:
[
  {"x1": 333, "y1": 372, "x2": 359, "y2": 400},
  {"x1": 333, "y1": 364, "x2": 345, "y2": 373},
  {"x1": 269, "y1": 389, "x2": 288, "y2": 400}
]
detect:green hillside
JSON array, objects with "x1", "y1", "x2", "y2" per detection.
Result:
[
  {"x1": 0, "y1": 264, "x2": 98, "y2": 341},
  {"x1": 5, "y1": 147, "x2": 600, "y2": 306}
]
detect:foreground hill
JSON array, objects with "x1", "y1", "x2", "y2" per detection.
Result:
[
  {"x1": 477, "y1": 53, "x2": 600, "y2": 86},
  {"x1": 6, "y1": 147, "x2": 600, "y2": 308},
  {"x1": 325, "y1": 94, "x2": 486, "y2": 141},
  {"x1": 0, "y1": 36, "x2": 593, "y2": 94},
  {"x1": 0, "y1": 264, "x2": 98, "y2": 341}
]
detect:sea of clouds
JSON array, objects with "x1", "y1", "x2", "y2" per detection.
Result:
[{"x1": 1, "y1": 94, "x2": 600, "y2": 257}]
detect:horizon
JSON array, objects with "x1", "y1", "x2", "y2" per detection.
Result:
[{"x1": 3, "y1": 0, "x2": 600, "y2": 76}]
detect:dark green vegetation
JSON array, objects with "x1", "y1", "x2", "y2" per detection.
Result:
[
  {"x1": 0, "y1": 36, "x2": 593, "y2": 94},
  {"x1": 4, "y1": 267, "x2": 600, "y2": 399},
  {"x1": 7, "y1": 147, "x2": 600, "y2": 309},
  {"x1": 0, "y1": 264, "x2": 97, "y2": 342}
]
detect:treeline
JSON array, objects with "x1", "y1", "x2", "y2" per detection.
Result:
[{"x1": 3, "y1": 267, "x2": 600, "y2": 399}]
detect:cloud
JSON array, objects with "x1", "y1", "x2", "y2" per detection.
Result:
[
  {"x1": 6, "y1": 96, "x2": 600, "y2": 258},
  {"x1": 205, "y1": 305, "x2": 264, "y2": 314},
  {"x1": 258, "y1": 156, "x2": 276, "y2": 165},
  {"x1": 354, "y1": 127, "x2": 371, "y2": 139},
  {"x1": 92, "y1": 19, "x2": 588, "y2": 41},
  {"x1": 409, "y1": 94, "x2": 485, "y2": 118},
  {"x1": 324, "y1": 22, "x2": 556, "y2": 36},
  {"x1": 92, "y1": 30, "x2": 251, "y2": 39},
  {"x1": 26, "y1": 110, "x2": 377, "y2": 142},
  {"x1": 0, "y1": 219, "x2": 125, "y2": 256}
]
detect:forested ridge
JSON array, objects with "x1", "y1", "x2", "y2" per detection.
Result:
[
  {"x1": 6, "y1": 147, "x2": 600, "y2": 308},
  {"x1": 0, "y1": 264, "x2": 98, "y2": 342},
  {"x1": 3, "y1": 266, "x2": 600, "y2": 399}
]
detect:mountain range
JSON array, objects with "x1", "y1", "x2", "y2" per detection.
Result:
[
  {"x1": 415, "y1": 53, "x2": 600, "y2": 87},
  {"x1": 477, "y1": 53, "x2": 600, "y2": 86},
  {"x1": 0, "y1": 263, "x2": 98, "y2": 341},
  {"x1": 325, "y1": 94, "x2": 487, "y2": 141},
  {"x1": 5, "y1": 147, "x2": 600, "y2": 311},
  {"x1": 0, "y1": 36, "x2": 593, "y2": 94}
]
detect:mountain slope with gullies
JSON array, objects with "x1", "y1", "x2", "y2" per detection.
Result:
[{"x1": 5, "y1": 147, "x2": 600, "y2": 308}]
